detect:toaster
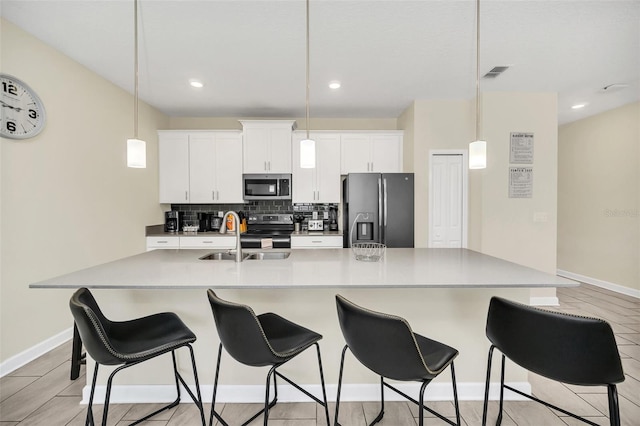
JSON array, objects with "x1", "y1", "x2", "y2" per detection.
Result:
[{"x1": 308, "y1": 219, "x2": 324, "y2": 231}]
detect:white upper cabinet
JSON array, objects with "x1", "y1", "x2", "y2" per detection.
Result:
[
  {"x1": 241, "y1": 120, "x2": 295, "y2": 173},
  {"x1": 292, "y1": 132, "x2": 341, "y2": 203},
  {"x1": 158, "y1": 131, "x2": 243, "y2": 204},
  {"x1": 340, "y1": 132, "x2": 403, "y2": 174},
  {"x1": 159, "y1": 132, "x2": 190, "y2": 203}
]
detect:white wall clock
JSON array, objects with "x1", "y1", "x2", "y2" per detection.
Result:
[{"x1": 1, "y1": 73, "x2": 47, "y2": 140}]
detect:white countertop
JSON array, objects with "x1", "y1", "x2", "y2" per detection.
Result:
[{"x1": 30, "y1": 248, "x2": 577, "y2": 290}]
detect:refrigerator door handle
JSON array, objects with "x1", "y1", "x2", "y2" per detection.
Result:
[
  {"x1": 383, "y1": 178, "x2": 388, "y2": 229},
  {"x1": 378, "y1": 177, "x2": 384, "y2": 244}
]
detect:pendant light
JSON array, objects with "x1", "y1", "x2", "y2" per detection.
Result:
[
  {"x1": 127, "y1": 0, "x2": 146, "y2": 168},
  {"x1": 300, "y1": 0, "x2": 316, "y2": 169},
  {"x1": 469, "y1": 0, "x2": 486, "y2": 170}
]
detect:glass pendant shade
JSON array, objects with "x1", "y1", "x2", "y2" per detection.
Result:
[
  {"x1": 300, "y1": 138, "x2": 316, "y2": 169},
  {"x1": 469, "y1": 140, "x2": 487, "y2": 169},
  {"x1": 127, "y1": 138, "x2": 146, "y2": 168}
]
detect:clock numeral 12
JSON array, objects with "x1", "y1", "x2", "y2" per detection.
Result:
[{"x1": 2, "y1": 82, "x2": 18, "y2": 96}]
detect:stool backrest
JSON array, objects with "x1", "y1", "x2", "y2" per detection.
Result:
[
  {"x1": 69, "y1": 287, "x2": 120, "y2": 365},
  {"x1": 207, "y1": 290, "x2": 279, "y2": 367},
  {"x1": 486, "y1": 296, "x2": 624, "y2": 386},
  {"x1": 336, "y1": 294, "x2": 435, "y2": 381}
]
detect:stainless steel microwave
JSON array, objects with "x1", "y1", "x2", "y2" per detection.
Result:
[{"x1": 243, "y1": 174, "x2": 291, "y2": 201}]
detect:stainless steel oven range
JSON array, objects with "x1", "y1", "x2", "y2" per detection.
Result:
[{"x1": 240, "y1": 214, "x2": 294, "y2": 248}]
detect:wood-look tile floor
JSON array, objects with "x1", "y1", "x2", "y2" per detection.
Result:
[{"x1": 1, "y1": 283, "x2": 638, "y2": 425}]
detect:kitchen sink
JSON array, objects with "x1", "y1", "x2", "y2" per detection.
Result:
[
  {"x1": 245, "y1": 252, "x2": 291, "y2": 260},
  {"x1": 199, "y1": 252, "x2": 249, "y2": 261},
  {"x1": 199, "y1": 251, "x2": 290, "y2": 261}
]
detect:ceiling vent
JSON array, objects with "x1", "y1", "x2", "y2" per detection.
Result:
[
  {"x1": 483, "y1": 66, "x2": 510, "y2": 79},
  {"x1": 600, "y1": 83, "x2": 629, "y2": 93}
]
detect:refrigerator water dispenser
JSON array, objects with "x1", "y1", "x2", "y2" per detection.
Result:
[{"x1": 357, "y1": 222, "x2": 374, "y2": 240}]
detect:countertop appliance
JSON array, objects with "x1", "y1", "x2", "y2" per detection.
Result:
[
  {"x1": 243, "y1": 174, "x2": 291, "y2": 201},
  {"x1": 308, "y1": 219, "x2": 324, "y2": 231},
  {"x1": 208, "y1": 214, "x2": 223, "y2": 231},
  {"x1": 343, "y1": 173, "x2": 414, "y2": 248},
  {"x1": 164, "y1": 211, "x2": 179, "y2": 233},
  {"x1": 240, "y1": 213, "x2": 294, "y2": 248}
]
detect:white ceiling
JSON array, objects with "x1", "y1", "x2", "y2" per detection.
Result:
[{"x1": 2, "y1": 0, "x2": 639, "y2": 124}]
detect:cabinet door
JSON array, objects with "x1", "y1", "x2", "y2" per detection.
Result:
[
  {"x1": 292, "y1": 133, "x2": 316, "y2": 203},
  {"x1": 243, "y1": 127, "x2": 270, "y2": 173},
  {"x1": 159, "y1": 132, "x2": 190, "y2": 203},
  {"x1": 315, "y1": 134, "x2": 341, "y2": 203},
  {"x1": 267, "y1": 127, "x2": 292, "y2": 173},
  {"x1": 214, "y1": 132, "x2": 244, "y2": 203},
  {"x1": 341, "y1": 133, "x2": 371, "y2": 174},
  {"x1": 371, "y1": 134, "x2": 403, "y2": 173},
  {"x1": 189, "y1": 133, "x2": 217, "y2": 203}
]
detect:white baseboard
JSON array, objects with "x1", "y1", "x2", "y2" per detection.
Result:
[
  {"x1": 557, "y1": 270, "x2": 640, "y2": 299},
  {"x1": 529, "y1": 296, "x2": 559, "y2": 306},
  {"x1": 0, "y1": 327, "x2": 73, "y2": 377},
  {"x1": 81, "y1": 382, "x2": 531, "y2": 405}
]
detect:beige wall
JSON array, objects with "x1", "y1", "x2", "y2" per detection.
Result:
[
  {"x1": 0, "y1": 19, "x2": 169, "y2": 362},
  {"x1": 398, "y1": 94, "x2": 559, "y2": 303},
  {"x1": 558, "y1": 102, "x2": 640, "y2": 291}
]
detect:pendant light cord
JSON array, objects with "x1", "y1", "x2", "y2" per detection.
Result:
[
  {"x1": 305, "y1": 0, "x2": 310, "y2": 140},
  {"x1": 134, "y1": 0, "x2": 139, "y2": 139},
  {"x1": 475, "y1": 0, "x2": 480, "y2": 141}
]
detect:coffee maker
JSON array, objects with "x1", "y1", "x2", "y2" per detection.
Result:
[{"x1": 164, "y1": 211, "x2": 179, "y2": 233}]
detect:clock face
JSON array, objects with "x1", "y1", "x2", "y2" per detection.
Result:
[{"x1": 0, "y1": 74, "x2": 46, "y2": 140}]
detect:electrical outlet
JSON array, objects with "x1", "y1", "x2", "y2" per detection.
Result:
[{"x1": 533, "y1": 212, "x2": 548, "y2": 223}]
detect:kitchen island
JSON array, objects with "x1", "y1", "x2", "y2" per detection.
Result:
[{"x1": 31, "y1": 248, "x2": 577, "y2": 404}]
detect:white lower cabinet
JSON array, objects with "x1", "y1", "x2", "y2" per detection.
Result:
[
  {"x1": 146, "y1": 236, "x2": 180, "y2": 251},
  {"x1": 179, "y1": 236, "x2": 237, "y2": 249},
  {"x1": 291, "y1": 235, "x2": 343, "y2": 249}
]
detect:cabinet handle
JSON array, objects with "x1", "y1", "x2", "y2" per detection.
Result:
[
  {"x1": 157, "y1": 241, "x2": 168, "y2": 244},
  {"x1": 212, "y1": 191, "x2": 215, "y2": 200},
  {"x1": 268, "y1": 161, "x2": 271, "y2": 171},
  {"x1": 264, "y1": 161, "x2": 267, "y2": 171},
  {"x1": 312, "y1": 240, "x2": 322, "y2": 243},
  {"x1": 216, "y1": 190, "x2": 219, "y2": 200},
  {"x1": 185, "y1": 191, "x2": 188, "y2": 201}
]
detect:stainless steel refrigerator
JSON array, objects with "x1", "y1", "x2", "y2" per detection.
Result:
[{"x1": 343, "y1": 173, "x2": 414, "y2": 248}]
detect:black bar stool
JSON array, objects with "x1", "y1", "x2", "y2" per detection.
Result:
[
  {"x1": 69, "y1": 287, "x2": 206, "y2": 426},
  {"x1": 206, "y1": 289, "x2": 331, "y2": 426},
  {"x1": 482, "y1": 296, "x2": 625, "y2": 426},
  {"x1": 335, "y1": 294, "x2": 461, "y2": 426}
]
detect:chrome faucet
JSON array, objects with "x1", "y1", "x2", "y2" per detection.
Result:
[{"x1": 219, "y1": 211, "x2": 243, "y2": 262}]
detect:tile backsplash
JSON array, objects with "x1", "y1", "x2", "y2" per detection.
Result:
[{"x1": 172, "y1": 201, "x2": 338, "y2": 228}]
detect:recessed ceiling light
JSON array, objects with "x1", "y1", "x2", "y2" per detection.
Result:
[
  {"x1": 329, "y1": 81, "x2": 341, "y2": 89},
  {"x1": 189, "y1": 79, "x2": 204, "y2": 88},
  {"x1": 571, "y1": 103, "x2": 587, "y2": 109}
]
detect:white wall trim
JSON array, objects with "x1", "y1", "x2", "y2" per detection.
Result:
[
  {"x1": 529, "y1": 296, "x2": 559, "y2": 306},
  {"x1": 81, "y1": 382, "x2": 531, "y2": 405},
  {"x1": 0, "y1": 327, "x2": 73, "y2": 377},
  {"x1": 557, "y1": 270, "x2": 640, "y2": 299}
]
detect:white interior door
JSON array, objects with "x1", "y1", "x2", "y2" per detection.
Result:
[{"x1": 429, "y1": 153, "x2": 465, "y2": 247}]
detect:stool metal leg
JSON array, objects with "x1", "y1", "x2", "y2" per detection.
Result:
[
  {"x1": 314, "y1": 343, "x2": 331, "y2": 426},
  {"x1": 481, "y1": 345, "x2": 496, "y2": 426},
  {"x1": 418, "y1": 380, "x2": 429, "y2": 426},
  {"x1": 85, "y1": 363, "x2": 99, "y2": 426},
  {"x1": 450, "y1": 361, "x2": 461, "y2": 426},
  {"x1": 369, "y1": 376, "x2": 385, "y2": 425},
  {"x1": 496, "y1": 354, "x2": 506, "y2": 426},
  {"x1": 607, "y1": 384, "x2": 621, "y2": 426},
  {"x1": 334, "y1": 345, "x2": 349, "y2": 426},
  {"x1": 210, "y1": 344, "x2": 228, "y2": 426}
]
